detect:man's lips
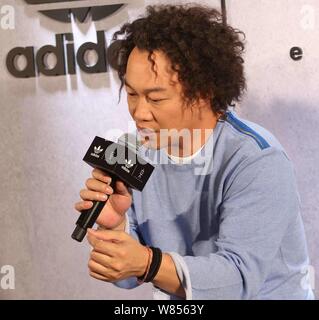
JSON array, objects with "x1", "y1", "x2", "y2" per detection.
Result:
[{"x1": 137, "y1": 126, "x2": 157, "y2": 135}]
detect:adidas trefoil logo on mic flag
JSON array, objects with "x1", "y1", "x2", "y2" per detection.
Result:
[{"x1": 94, "y1": 146, "x2": 103, "y2": 154}]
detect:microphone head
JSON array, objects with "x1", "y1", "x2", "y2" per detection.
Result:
[{"x1": 117, "y1": 133, "x2": 141, "y2": 152}]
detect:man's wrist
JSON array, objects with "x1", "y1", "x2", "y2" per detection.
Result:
[{"x1": 152, "y1": 253, "x2": 186, "y2": 299}]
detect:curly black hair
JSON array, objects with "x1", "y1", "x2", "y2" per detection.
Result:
[{"x1": 107, "y1": 3, "x2": 246, "y2": 117}]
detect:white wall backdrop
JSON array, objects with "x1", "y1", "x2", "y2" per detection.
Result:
[
  {"x1": 227, "y1": 0, "x2": 319, "y2": 299},
  {"x1": 0, "y1": 0, "x2": 318, "y2": 299}
]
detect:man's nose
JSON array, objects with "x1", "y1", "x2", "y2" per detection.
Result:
[{"x1": 132, "y1": 97, "x2": 153, "y2": 122}]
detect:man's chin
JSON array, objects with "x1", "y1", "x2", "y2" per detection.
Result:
[
  {"x1": 139, "y1": 136, "x2": 164, "y2": 150},
  {"x1": 140, "y1": 139, "x2": 160, "y2": 150}
]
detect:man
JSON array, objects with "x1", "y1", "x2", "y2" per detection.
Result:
[{"x1": 74, "y1": 4, "x2": 314, "y2": 299}]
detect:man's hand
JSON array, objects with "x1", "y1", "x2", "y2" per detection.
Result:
[
  {"x1": 74, "y1": 168, "x2": 132, "y2": 230},
  {"x1": 87, "y1": 228, "x2": 149, "y2": 282}
]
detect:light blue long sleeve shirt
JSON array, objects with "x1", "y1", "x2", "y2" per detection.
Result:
[{"x1": 114, "y1": 111, "x2": 314, "y2": 300}]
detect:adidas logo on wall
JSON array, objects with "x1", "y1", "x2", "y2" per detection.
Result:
[
  {"x1": 6, "y1": 1, "x2": 136, "y2": 78},
  {"x1": 24, "y1": 0, "x2": 125, "y2": 23}
]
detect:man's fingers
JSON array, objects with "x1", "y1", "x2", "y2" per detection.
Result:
[
  {"x1": 92, "y1": 168, "x2": 112, "y2": 184},
  {"x1": 86, "y1": 231, "x2": 97, "y2": 247},
  {"x1": 89, "y1": 270, "x2": 109, "y2": 281},
  {"x1": 88, "y1": 259, "x2": 109, "y2": 277},
  {"x1": 79, "y1": 189, "x2": 109, "y2": 202},
  {"x1": 88, "y1": 228, "x2": 126, "y2": 242},
  {"x1": 90, "y1": 250, "x2": 114, "y2": 267},
  {"x1": 87, "y1": 230, "x2": 107, "y2": 248},
  {"x1": 87, "y1": 230, "x2": 120, "y2": 256},
  {"x1": 85, "y1": 178, "x2": 114, "y2": 195},
  {"x1": 74, "y1": 200, "x2": 93, "y2": 212}
]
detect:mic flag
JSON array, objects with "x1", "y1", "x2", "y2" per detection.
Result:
[{"x1": 71, "y1": 135, "x2": 154, "y2": 242}]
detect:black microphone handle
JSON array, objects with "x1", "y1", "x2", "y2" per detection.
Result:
[{"x1": 71, "y1": 175, "x2": 116, "y2": 242}]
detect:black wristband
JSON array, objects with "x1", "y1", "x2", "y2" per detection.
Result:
[{"x1": 145, "y1": 247, "x2": 162, "y2": 283}]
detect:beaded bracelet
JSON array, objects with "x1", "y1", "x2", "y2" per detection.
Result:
[{"x1": 137, "y1": 246, "x2": 152, "y2": 284}]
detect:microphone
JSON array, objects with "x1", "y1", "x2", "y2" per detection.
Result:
[{"x1": 71, "y1": 133, "x2": 154, "y2": 242}]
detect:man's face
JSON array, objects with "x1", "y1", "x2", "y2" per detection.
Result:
[{"x1": 125, "y1": 47, "x2": 199, "y2": 150}]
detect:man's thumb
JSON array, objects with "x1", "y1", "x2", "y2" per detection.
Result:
[{"x1": 115, "y1": 180, "x2": 131, "y2": 196}]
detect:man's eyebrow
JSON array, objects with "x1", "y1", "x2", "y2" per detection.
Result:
[{"x1": 124, "y1": 79, "x2": 167, "y2": 94}]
